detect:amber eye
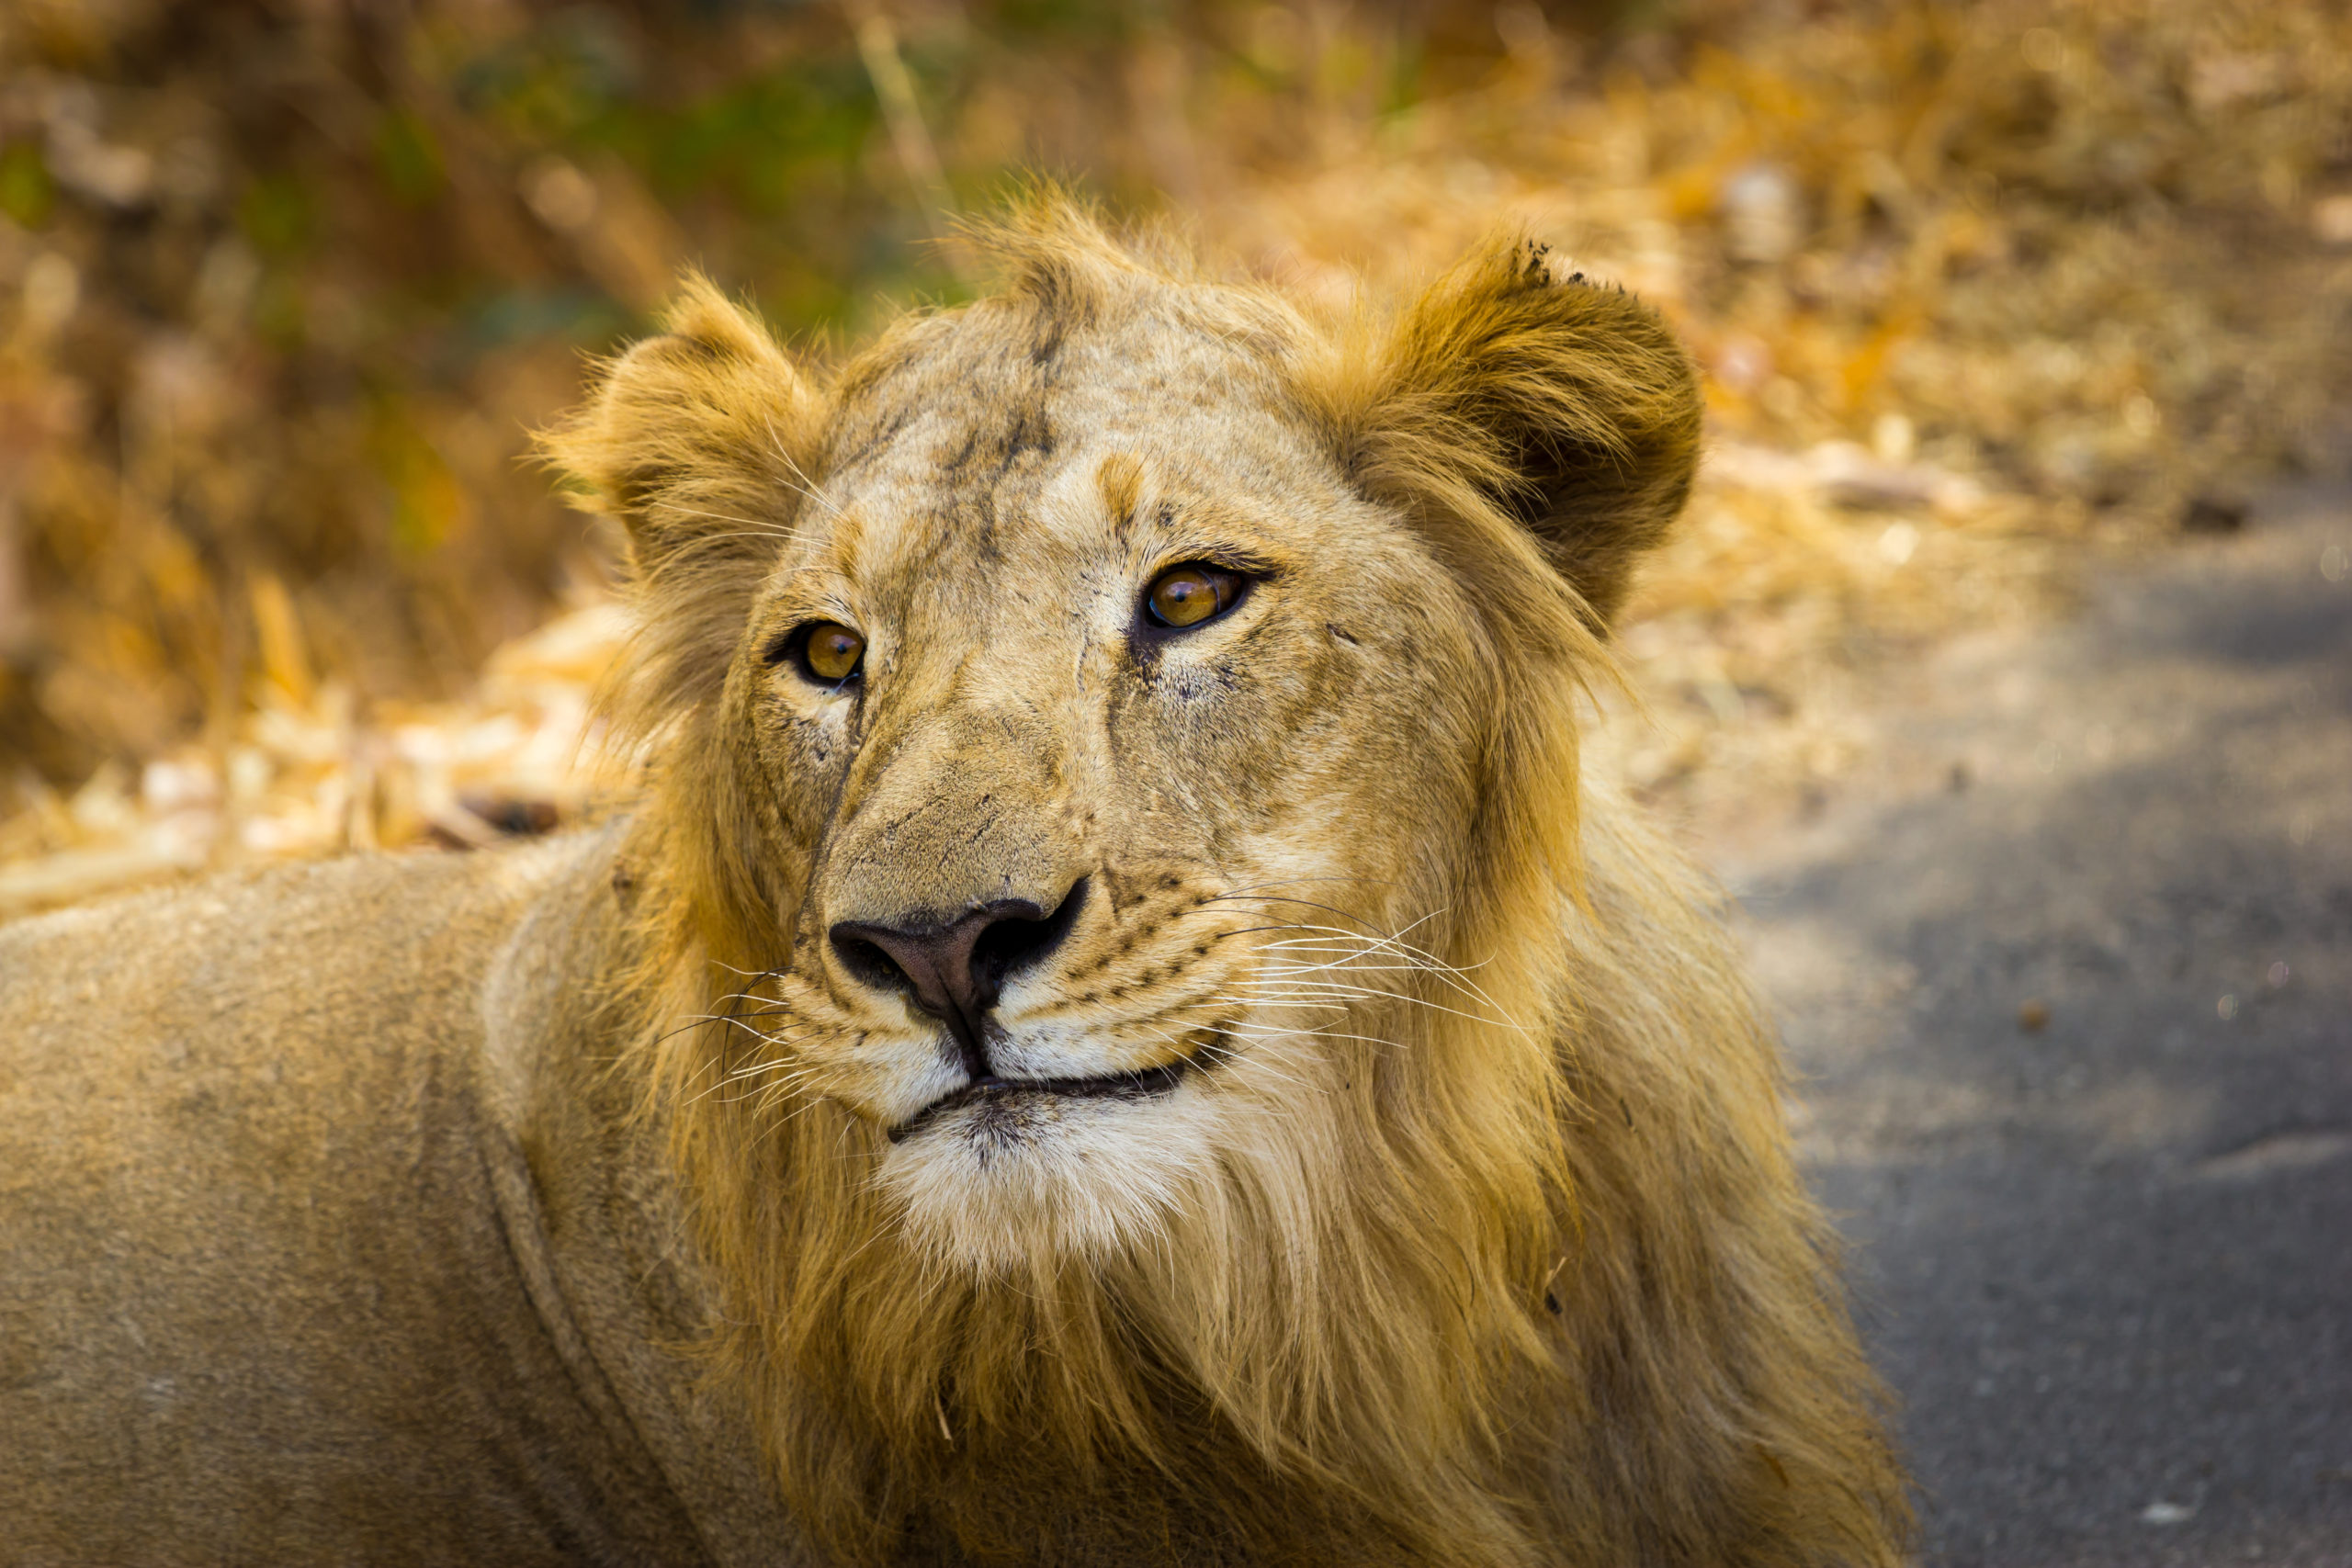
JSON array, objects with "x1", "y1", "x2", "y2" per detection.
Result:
[
  {"x1": 1145, "y1": 564, "x2": 1244, "y2": 629},
  {"x1": 797, "y1": 622, "x2": 865, "y2": 684}
]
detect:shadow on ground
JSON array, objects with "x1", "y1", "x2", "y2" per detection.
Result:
[{"x1": 1708, "y1": 487, "x2": 2352, "y2": 1566}]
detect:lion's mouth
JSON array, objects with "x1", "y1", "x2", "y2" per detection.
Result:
[{"x1": 888, "y1": 1056, "x2": 1195, "y2": 1144}]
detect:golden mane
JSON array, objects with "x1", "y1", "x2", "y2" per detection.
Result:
[{"x1": 541, "y1": 196, "x2": 1908, "y2": 1566}]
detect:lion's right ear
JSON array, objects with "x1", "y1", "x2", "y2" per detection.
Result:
[
  {"x1": 540, "y1": 274, "x2": 826, "y2": 586},
  {"x1": 1303, "y1": 238, "x2": 1701, "y2": 632}
]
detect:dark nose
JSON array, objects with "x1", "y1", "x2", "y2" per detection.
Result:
[{"x1": 829, "y1": 878, "x2": 1087, "y2": 1077}]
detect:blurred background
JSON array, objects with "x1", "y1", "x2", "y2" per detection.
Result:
[{"x1": 0, "y1": 0, "x2": 2346, "y2": 904}]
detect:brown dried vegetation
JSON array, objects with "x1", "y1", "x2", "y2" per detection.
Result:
[{"x1": 3, "y1": 0, "x2": 2347, "y2": 914}]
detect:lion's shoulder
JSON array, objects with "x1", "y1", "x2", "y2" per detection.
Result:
[
  {"x1": 0, "y1": 827, "x2": 734, "y2": 1565},
  {"x1": 3, "y1": 832, "x2": 590, "y2": 1019},
  {"x1": 0, "y1": 832, "x2": 613, "y2": 1214}
]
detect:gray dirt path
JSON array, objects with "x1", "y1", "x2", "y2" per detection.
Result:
[{"x1": 1700, "y1": 485, "x2": 2352, "y2": 1566}]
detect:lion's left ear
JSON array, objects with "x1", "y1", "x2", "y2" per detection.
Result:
[
  {"x1": 539, "y1": 275, "x2": 830, "y2": 730},
  {"x1": 540, "y1": 273, "x2": 827, "y2": 586},
  {"x1": 1307, "y1": 239, "x2": 1702, "y2": 631}
]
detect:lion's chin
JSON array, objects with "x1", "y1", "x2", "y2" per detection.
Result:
[
  {"x1": 885, "y1": 1057, "x2": 1193, "y2": 1144},
  {"x1": 876, "y1": 1076, "x2": 1217, "y2": 1271}
]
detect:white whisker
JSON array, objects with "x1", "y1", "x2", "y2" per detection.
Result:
[{"x1": 648, "y1": 499, "x2": 805, "y2": 537}]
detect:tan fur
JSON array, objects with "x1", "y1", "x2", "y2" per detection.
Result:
[
  {"x1": 547, "y1": 197, "x2": 1908, "y2": 1564},
  {"x1": 4, "y1": 196, "x2": 1907, "y2": 1565}
]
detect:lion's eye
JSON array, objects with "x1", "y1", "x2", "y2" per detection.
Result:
[
  {"x1": 796, "y1": 622, "x2": 865, "y2": 684},
  {"x1": 1145, "y1": 564, "x2": 1244, "y2": 629}
]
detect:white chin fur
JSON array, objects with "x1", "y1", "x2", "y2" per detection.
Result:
[{"x1": 877, "y1": 1083, "x2": 1219, "y2": 1272}]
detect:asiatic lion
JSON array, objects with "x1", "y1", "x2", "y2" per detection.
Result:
[{"x1": 0, "y1": 200, "x2": 1908, "y2": 1566}]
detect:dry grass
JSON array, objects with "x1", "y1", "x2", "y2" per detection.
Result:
[{"x1": 3, "y1": 0, "x2": 2347, "y2": 917}]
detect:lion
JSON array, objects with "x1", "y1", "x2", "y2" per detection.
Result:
[{"x1": 0, "y1": 199, "x2": 1909, "y2": 1566}]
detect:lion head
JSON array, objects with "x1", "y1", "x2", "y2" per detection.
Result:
[{"x1": 545, "y1": 200, "x2": 1903, "y2": 1566}]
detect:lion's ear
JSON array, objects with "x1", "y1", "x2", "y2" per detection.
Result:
[
  {"x1": 1311, "y1": 239, "x2": 1701, "y2": 631},
  {"x1": 540, "y1": 276, "x2": 827, "y2": 731},
  {"x1": 542, "y1": 273, "x2": 826, "y2": 584}
]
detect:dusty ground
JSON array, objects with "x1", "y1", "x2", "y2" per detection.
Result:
[{"x1": 1679, "y1": 486, "x2": 2352, "y2": 1562}]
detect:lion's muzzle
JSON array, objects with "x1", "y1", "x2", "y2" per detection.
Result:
[{"x1": 830, "y1": 878, "x2": 1087, "y2": 1077}]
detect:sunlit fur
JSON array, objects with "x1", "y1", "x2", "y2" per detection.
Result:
[{"x1": 542, "y1": 195, "x2": 1910, "y2": 1566}]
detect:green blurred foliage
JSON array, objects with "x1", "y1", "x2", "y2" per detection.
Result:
[
  {"x1": 0, "y1": 141, "x2": 51, "y2": 228},
  {"x1": 374, "y1": 109, "x2": 449, "y2": 208}
]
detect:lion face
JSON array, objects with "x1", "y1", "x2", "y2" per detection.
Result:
[
  {"x1": 537, "y1": 212, "x2": 1917, "y2": 1568},
  {"x1": 726, "y1": 301, "x2": 1495, "y2": 1268},
  {"x1": 552, "y1": 210, "x2": 1702, "y2": 1278}
]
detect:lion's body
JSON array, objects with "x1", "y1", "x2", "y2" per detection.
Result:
[
  {"x1": 0, "y1": 836, "x2": 798, "y2": 1564},
  {"x1": 2, "y1": 203, "x2": 1908, "y2": 1565}
]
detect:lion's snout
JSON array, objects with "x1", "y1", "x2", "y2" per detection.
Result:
[{"x1": 830, "y1": 880, "x2": 1086, "y2": 1077}]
